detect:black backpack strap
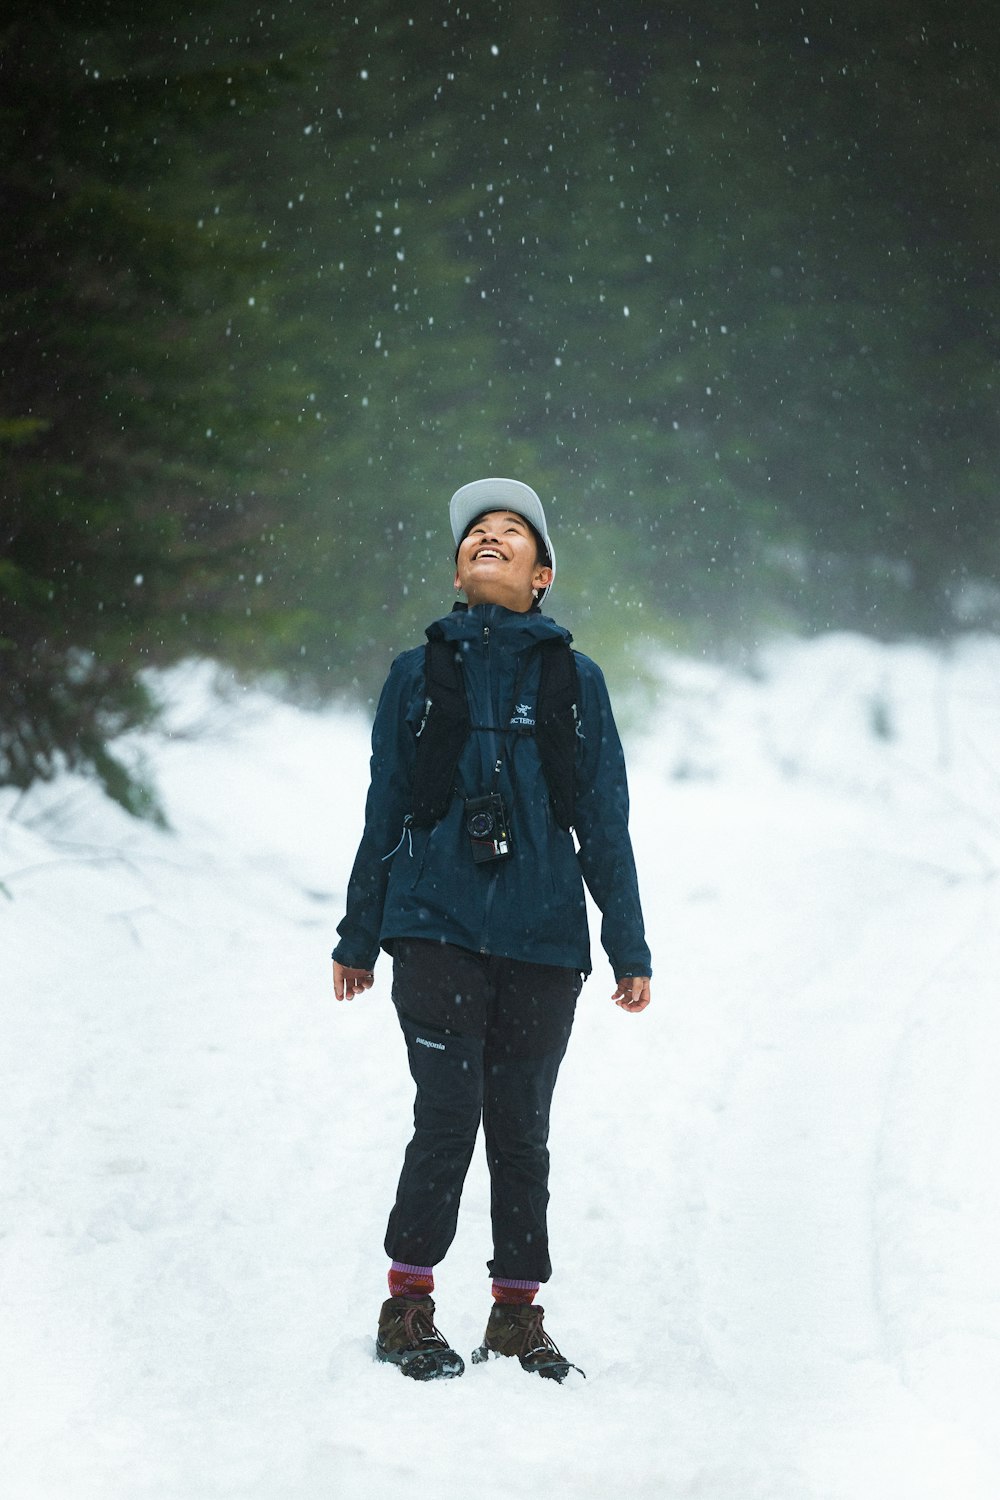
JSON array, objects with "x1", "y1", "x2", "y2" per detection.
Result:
[
  {"x1": 535, "y1": 639, "x2": 579, "y2": 831},
  {"x1": 410, "y1": 640, "x2": 470, "y2": 827}
]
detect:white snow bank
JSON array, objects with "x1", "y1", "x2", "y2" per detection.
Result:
[{"x1": 2, "y1": 637, "x2": 999, "y2": 1500}]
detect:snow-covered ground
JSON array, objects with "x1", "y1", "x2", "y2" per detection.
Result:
[{"x1": 2, "y1": 632, "x2": 999, "y2": 1500}]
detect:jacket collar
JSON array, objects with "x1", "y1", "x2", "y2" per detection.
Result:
[{"x1": 426, "y1": 601, "x2": 572, "y2": 650}]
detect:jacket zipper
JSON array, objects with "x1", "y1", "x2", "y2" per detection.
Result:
[
  {"x1": 481, "y1": 615, "x2": 494, "y2": 766},
  {"x1": 480, "y1": 614, "x2": 497, "y2": 953}
]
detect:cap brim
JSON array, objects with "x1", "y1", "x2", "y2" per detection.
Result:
[{"x1": 449, "y1": 478, "x2": 556, "y2": 590}]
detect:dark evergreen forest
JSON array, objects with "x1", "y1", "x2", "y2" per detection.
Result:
[{"x1": 2, "y1": 1, "x2": 997, "y2": 811}]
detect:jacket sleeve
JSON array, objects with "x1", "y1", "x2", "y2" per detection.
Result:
[
  {"x1": 572, "y1": 655, "x2": 652, "y2": 979},
  {"x1": 331, "y1": 651, "x2": 421, "y2": 970}
]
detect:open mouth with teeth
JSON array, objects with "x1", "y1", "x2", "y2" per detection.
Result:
[{"x1": 473, "y1": 547, "x2": 505, "y2": 561}]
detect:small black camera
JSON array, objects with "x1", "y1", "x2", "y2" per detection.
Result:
[{"x1": 464, "y1": 793, "x2": 512, "y2": 863}]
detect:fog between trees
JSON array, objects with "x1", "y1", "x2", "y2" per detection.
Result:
[{"x1": 2, "y1": 1, "x2": 996, "y2": 811}]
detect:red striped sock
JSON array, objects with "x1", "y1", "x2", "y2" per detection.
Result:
[
  {"x1": 491, "y1": 1277, "x2": 539, "y2": 1306},
  {"x1": 388, "y1": 1261, "x2": 434, "y2": 1300}
]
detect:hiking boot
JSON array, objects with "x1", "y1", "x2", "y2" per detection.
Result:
[
  {"x1": 470, "y1": 1303, "x2": 585, "y2": 1382},
  {"x1": 375, "y1": 1295, "x2": 465, "y2": 1380}
]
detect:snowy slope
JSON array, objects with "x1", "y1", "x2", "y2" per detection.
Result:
[{"x1": 2, "y1": 635, "x2": 999, "y2": 1500}]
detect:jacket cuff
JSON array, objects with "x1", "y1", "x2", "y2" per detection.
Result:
[{"x1": 332, "y1": 942, "x2": 379, "y2": 970}]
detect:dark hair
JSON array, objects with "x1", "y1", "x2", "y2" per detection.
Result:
[{"x1": 456, "y1": 511, "x2": 550, "y2": 568}]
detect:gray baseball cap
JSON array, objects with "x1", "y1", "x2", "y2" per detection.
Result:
[{"x1": 449, "y1": 478, "x2": 556, "y2": 598}]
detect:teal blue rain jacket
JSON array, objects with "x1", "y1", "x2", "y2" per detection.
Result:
[{"x1": 332, "y1": 603, "x2": 651, "y2": 979}]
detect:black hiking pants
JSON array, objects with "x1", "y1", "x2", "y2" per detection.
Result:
[{"x1": 384, "y1": 938, "x2": 582, "y2": 1282}]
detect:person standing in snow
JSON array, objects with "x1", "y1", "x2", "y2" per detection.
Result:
[{"x1": 332, "y1": 477, "x2": 651, "y2": 1382}]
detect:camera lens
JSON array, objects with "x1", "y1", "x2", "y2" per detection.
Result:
[{"x1": 468, "y1": 810, "x2": 494, "y2": 837}]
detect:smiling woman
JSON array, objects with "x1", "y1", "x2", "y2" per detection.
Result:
[
  {"x1": 454, "y1": 512, "x2": 553, "y2": 612},
  {"x1": 450, "y1": 476, "x2": 557, "y2": 601},
  {"x1": 331, "y1": 474, "x2": 651, "y2": 1384}
]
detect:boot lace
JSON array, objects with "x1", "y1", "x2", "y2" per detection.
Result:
[
  {"x1": 515, "y1": 1309, "x2": 566, "y2": 1365},
  {"x1": 402, "y1": 1301, "x2": 449, "y2": 1351}
]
